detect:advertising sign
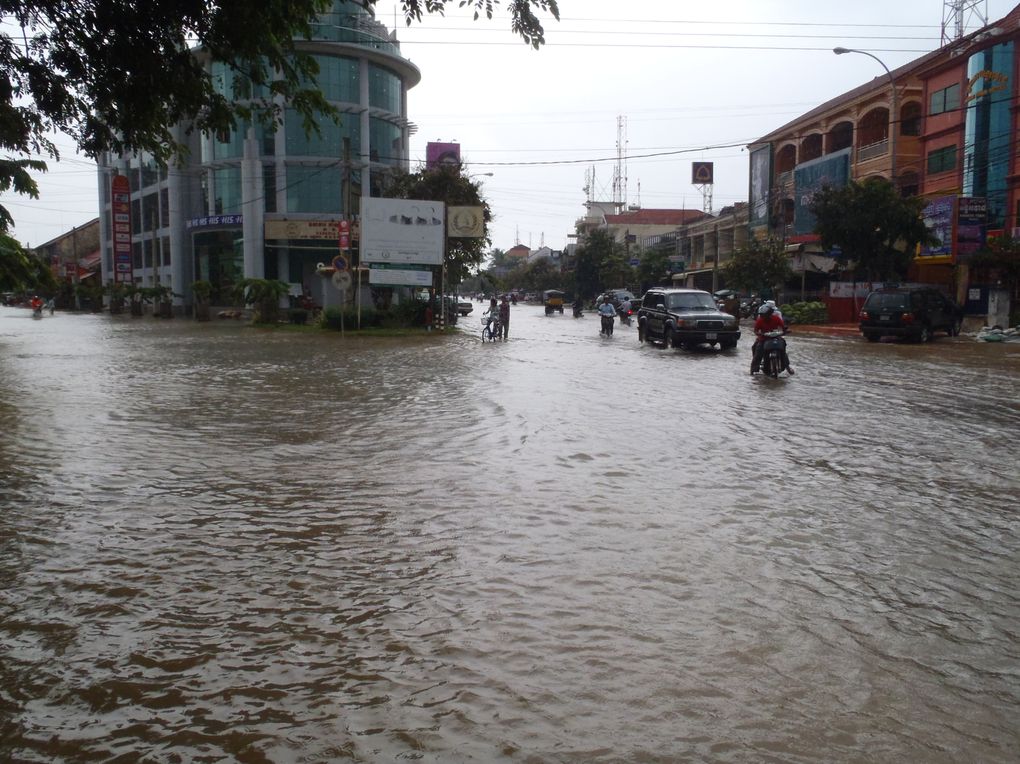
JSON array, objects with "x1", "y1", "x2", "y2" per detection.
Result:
[
  {"x1": 360, "y1": 198, "x2": 445, "y2": 265},
  {"x1": 748, "y1": 145, "x2": 771, "y2": 228},
  {"x1": 426, "y1": 142, "x2": 461, "y2": 170},
  {"x1": 368, "y1": 265, "x2": 434, "y2": 287},
  {"x1": 793, "y1": 149, "x2": 850, "y2": 235},
  {"x1": 263, "y1": 219, "x2": 338, "y2": 240},
  {"x1": 919, "y1": 196, "x2": 955, "y2": 257},
  {"x1": 110, "y1": 174, "x2": 133, "y2": 284},
  {"x1": 692, "y1": 162, "x2": 714, "y2": 185},
  {"x1": 956, "y1": 196, "x2": 987, "y2": 260}
]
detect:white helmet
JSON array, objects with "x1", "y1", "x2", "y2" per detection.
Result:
[
  {"x1": 758, "y1": 304, "x2": 773, "y2": 316},
  {"x1": 765, "y1": 300, "x2": 777, "y2": 308}
]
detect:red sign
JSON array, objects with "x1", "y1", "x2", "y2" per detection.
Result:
[
  {"x1": 338, "y1": 219, "x2": 350, "y2": 251},
  {"x1": 110, "y1": 174, "x2": 133, "y2": 283}
]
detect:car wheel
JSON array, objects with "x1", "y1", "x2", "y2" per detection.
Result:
[
  {"x1": 720, "y1": 339, "x2": 737, "y2": 350},
  {"x1": 864, "y1": 333, "x2": 880, "y2": 342},
  {"x1": 638, "y1": 324, "x2": 645, "y2": 343},
  {"x1": 918, "y1": 325, "x2": 931, "y2": 343},
  {"x1": 664, "y1": 327, "x2": 677, "y2": 349},
  {"x1": 949, "y1": 319, "x2": 962, "y2": 337}
]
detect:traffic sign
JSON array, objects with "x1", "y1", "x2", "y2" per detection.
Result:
[{"x1": 332, "y1": 270, "x2": 352, "y2": 290}]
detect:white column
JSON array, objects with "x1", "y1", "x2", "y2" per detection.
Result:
[{"x1": 241, "y1": 128, "x2": 265, "y2": 279}]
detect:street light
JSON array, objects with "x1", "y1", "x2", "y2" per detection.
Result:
[{"x1": 833, "y1": 47, "x2": 897, "y2": 189}]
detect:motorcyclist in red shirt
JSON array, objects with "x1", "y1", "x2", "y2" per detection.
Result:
[{"x1": 751, "y1": 304, "x2": 793, "y2": 375}]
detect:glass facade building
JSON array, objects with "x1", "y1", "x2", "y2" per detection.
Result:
[
  {"x1": 964, "y1": 42, "x2": 1014, "y2": 228},
  {"x1": 97, "y1": 0, "x2": 420, "y2": 307}
]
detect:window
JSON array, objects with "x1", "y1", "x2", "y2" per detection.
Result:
[
  {"x1": 930, "y1": 83, "x2": 960, "y2": 115},
  {"x1": 369, "y1": 65, "x2": 401, "y2": 113},
  {"x1": 927, "y1": 145, "x2": 957, "y2": 174},
  {"x1": 212, "y1": 167, "x2": 242, "y2": 214}
]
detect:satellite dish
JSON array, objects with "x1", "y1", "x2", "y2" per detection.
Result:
[{"x1": 332, "y1": 270, "x2": 352, "y2": 290}]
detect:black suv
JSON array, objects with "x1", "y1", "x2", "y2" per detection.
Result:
[
  {"x1": 637, "y1": 288, "x2": 741, "y2": 349},
  {"x1": 859, "y1": 286, "x2": 963, "y2": 342}
]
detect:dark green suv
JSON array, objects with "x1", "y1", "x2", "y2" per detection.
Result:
[{"x1": 859, "y1": 286, "x2": 963, "y2": 342}]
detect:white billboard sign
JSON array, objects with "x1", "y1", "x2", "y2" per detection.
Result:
[
  {"x1": 368, "y1": 266, "x2": 434, "y2": 287},
  {"x1": 360, "y1": 198, "x2": 445, "y2": 265}
]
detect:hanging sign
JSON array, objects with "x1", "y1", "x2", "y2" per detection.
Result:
[{"x1": 111, "y1": 174, "x2": 133, "y2": 283}]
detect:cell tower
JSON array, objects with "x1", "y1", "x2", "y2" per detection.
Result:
[
  {"x1": 611, "y1": 115, "x2": 627, "y2": 214},
  {"x1": 942, "y1": 0, "x2": 988, "y2": 45}
]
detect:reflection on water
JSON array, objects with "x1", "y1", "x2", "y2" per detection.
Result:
[{"x1": 1, "y1": 306, "x2": 1019, "y2": 762}]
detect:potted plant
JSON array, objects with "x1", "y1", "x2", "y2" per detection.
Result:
[
  {"x1": 233, "y1": 278, "x2": 290, "y2": 324},
  {"x1": 148, "y1": 285, "x2": 175, "y2": 318},
  {"x1": 105, "y1": 282, "x2": 127, "y2": 314},
  {"x1": 191, "y1": 279, "x2": 213, "y2": 321},
  {"x1": 125, "y1": 284, "x2": 144, "y2": 316}
]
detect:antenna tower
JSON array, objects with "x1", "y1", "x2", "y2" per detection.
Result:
[
  {"x1": 611, "y1": 115, "x2": 627, "y2": 214},
  {"x1": 941, "y1": 0, "x2": 988, "y2": 45}
]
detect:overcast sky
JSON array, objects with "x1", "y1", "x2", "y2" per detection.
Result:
[{"x1": 4, "y1": 0, "x2": 1015, "y2": 252}]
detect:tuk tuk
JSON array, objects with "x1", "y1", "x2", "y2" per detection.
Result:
[{"x1": 543, "y1": 289, "x2": 565, "y2": 315}]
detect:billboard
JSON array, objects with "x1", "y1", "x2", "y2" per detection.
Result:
[
  {"x1": 793, "y1": 149, "x2": 850, "y2": 235},
  {"x1": 919, "y1": 196, "x2": 955, "y2": 257},
  {"x1": 110, "y1": 174, "x2": 133, "y2": 283},
  {"x1": 748, "y1": 145, "x2": 772, "y2": 228},
  {"x1": 956, "y1": 196, "x2": 987, "y2": 259},
  {"x1": 360, "y1": 198, "x2": 445, "y2": 265},
  {"x1": 426, "y1": 142, "x2": 461, "y2": 170},
  {"x1": 692, "y1": 162, "x2": 714, "y2": 185}
]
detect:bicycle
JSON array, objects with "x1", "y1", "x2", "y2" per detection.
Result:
[{"x1": 481, "y1": 314, "x2": 503, "y2": 341}]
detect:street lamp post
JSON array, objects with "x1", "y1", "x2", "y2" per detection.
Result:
[{"x1": 834, "y1": 47, "x2": 897, "y2": 189}]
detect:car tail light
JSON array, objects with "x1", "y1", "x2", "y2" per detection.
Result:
[
  {"x1": 860, "y1": 310, "x2": 869, "y2": 320},
  {"x1": 902, "y1": 312, "x2": 915, "y2": 324}
]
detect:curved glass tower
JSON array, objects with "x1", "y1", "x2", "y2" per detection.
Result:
[{"x1": 98, "y1": 1, "x2": 420, "y2": 306}]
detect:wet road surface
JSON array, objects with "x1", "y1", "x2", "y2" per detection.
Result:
[{"x1": 1, "y1": 303, "x2": 1019, "y2": 762}]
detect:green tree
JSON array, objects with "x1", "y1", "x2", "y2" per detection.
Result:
[
  {"x1": 383, "y1": 165, "x2": 492, "y2": 286},
  {"x1": 720, "y1": 237, "x2": 792, "y2": 297},
  {"x1": 234, "y1": 277, "x2": 290, "y2": 324},
  {"x1": 0, "y1": 0, "x2": 558, "y2": 274},
  {"x1": 573, "y1": 229, "x2": 626, "y2": 299},
  {"x1": 517, "y1": 257, "x2": 560, "y2": 292},
  {"x1": 637, "y1": 242, "x2": 673, "y2": 291},
  {"x1": 0, "y1": 233, "x2": 54, "y2": 292},
  {"x1": 808, "y1": 177, "x2": 935, "y2": 281}
]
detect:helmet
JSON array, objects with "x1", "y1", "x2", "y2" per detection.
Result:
[
  {"x1": 765, "y1": 300, "x2": 777, "y2": 309},
  {"x1": 758, "y1": 304, "x2": 773, "y2": 316}
]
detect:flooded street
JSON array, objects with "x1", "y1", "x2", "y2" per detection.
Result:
[{"x1": 2, "y1": 303, "x2": 1019, "y2": 762}]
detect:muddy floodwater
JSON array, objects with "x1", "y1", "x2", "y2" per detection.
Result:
[{"x1": 2, "y1": 304, "x2": 1019, "y2": 762}]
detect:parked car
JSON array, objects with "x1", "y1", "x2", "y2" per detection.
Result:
[
  {"x1": 858, "y1": 286, "x2": 963, "y2": 342},
  {"x1": 457, "y1": 298, "x2": 473, "y2": 316},
  {"x1": 637, "y1": 288, "x2": 741, "y2": 349}
]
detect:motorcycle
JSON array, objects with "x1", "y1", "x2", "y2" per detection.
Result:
[
  {"x1": 600, "y1": 315, "x2": 615, "y2": 336},
  {"x1": 758, "y1": 330, "x2": 790, "y2": 378},
  {"x1": 572, "y1": 303, "x2": 584, "y2": 318},
  {"x1": 617, "y1": 306, "x2": 633, "y2": 326}
]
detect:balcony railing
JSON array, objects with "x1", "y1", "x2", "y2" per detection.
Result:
[{"x1": 857, "y1": 139, "x2": 889, "y2": 162}]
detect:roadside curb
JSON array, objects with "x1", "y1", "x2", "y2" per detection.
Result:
[{"x1": 787, "y1": 324, "x2": 860, "y2": 338}]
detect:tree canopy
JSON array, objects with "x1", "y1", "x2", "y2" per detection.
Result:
[
  {"x1": 572, "y1": 229, "x2": 627, "y2": 298},
  {"x1": 719, "y1": 237, "x2": 791, "y2": 297},
  {"x1": 0, "y1": 0, "x2": 559, "y2": 227},
  {"x1": 808, "y1": 177, "x2": 935, "y2": 282},
  {"x1": 383, "y1": 165, "x2": 492, "y2": 286}
]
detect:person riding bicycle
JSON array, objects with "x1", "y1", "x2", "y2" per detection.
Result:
[
  {"x1": 598, "y1": 295, "x2": 617, "y2": 334},
  {"x1": 750, "y1": 303, "x2": 792, "y2": 375},
  {"x1": 483, "y1": 296, "x2": 500, "y2": 333}
]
